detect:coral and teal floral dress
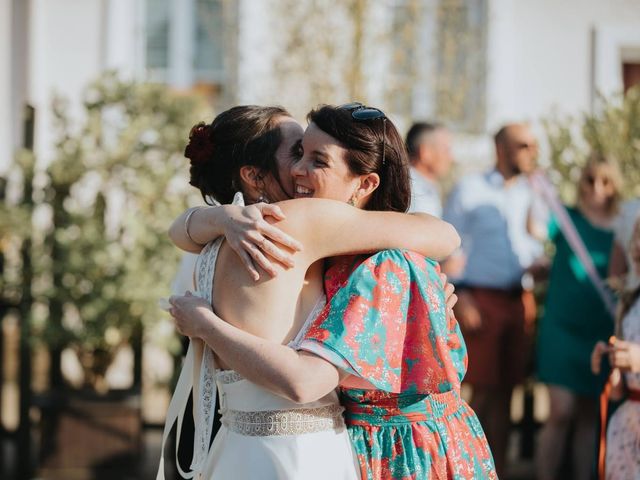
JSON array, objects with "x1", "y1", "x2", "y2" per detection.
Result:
[{"x1": 299, "y1": 250, "x2": 497, "y2": 480}]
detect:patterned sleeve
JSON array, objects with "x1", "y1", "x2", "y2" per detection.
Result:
[{"x1": 298, "y1": 249, "x2": 467, "y2": 395}]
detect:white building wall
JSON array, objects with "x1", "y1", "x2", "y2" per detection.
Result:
[
  {"x1": 1, "y1": 0, "x2": 143, "y2": 170},
  {"x1": 29, "y1": 0, "x2": 104, "y2": 163},
  {"x1": 460, "y1": 0, "x2": 640, "y2": 171},
  {"x1": 487, "y1": 0, "x2": 640, "y2": 130},
  {"x1": 8, "y1": 0, "x2": 640, "y2": 169}
]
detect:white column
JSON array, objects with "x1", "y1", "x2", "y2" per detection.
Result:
[
  {"x1": 10, "y1": 0, "x2": 30, "y2": 156},
  {"x1": 485, "y1": 0, "x2": 518, "y2": 130},
  {"x1": 412, "y1": 0, "x2": 439, "y2": 120},
  {"x1": 103, "y1": 0, "x2": 145, "y2": 77},
  {"x1": 0, "y1": 0, "x2": 12, "y2": 173},
  {"x1": 236, "y1": 0, "x2": 273, "y2": 103},
  {"x1": 169, "y1": 0, "x2": 194, "y2": 88}
]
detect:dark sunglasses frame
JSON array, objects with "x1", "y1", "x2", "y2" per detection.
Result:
[{"x1": 339, "y1": 102, "x2": 387, "y2": 166}]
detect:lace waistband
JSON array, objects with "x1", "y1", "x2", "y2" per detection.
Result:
[
  {"x1": 216, "y1": 370, "x2": 244, "y2": 384},
  {"x1": 221, "y1": 404, "x2": 345, "y2": 436}
]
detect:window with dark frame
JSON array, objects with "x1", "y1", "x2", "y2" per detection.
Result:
[{"x1": 623, "y1": 62, "x2": 640, "y2": 94}]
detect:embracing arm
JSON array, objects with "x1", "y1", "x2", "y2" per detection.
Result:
[
  {"x1": 169, "y1": 203, "x2": 303, "y2": 278},
  {"x1": 169, "y1": 198, "x2": 459, "y2": 278},
  {"x1": 275, "y1": 198, "x2": 460, "y2": 262},
  {"x1": 169, "y1": 206, "x2": 232, "y2": 253},
  {"x1": 169, "y1": 293, "x2": 343, "y2": 404}
]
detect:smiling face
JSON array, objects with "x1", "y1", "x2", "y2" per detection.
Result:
[
  {"x1": 290, "y1": 122, "x2": 362, "y2": 203},
  {"x1": 263, "y1": 116, "x2": 304, "y2": 202}
]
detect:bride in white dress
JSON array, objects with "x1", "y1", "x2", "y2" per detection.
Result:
[{"x1": 157, "y1": 105, "x2": 460, "y2": 479}]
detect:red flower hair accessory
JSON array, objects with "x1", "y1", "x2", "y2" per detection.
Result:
[{"x1": 185, "y1": 122, "x2": 214, "y2": 164}]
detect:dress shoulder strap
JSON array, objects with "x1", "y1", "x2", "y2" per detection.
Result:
[
  {"x1": 195, "y1": 237, "x2": 224, "y2": 303},
  {"x1": 157, "y1": 192, "x2": 246, "y2": 479}
]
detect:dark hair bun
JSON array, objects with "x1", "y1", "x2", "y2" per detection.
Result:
[
  {"x1": 185, "y1": 122, "x2": 214, "y2": 166},
  {"x1": 183, "y1": 106, "x2": 290, "y2": 205}
]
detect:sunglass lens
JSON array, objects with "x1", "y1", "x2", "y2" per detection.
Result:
[{"x1": 351, "y1": 108, "x2": 385, "y2": 120}]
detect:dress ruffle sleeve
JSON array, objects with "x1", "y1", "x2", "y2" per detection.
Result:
[{"x1": 298, "y1": 249, "x2": 467, "y2": 395}]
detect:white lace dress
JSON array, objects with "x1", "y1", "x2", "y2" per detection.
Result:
[
  {"x1": 606, "y1": 297, "x2": 640, "y2": 480},
  {"x1": 157, "y1": 193, "x2": 359, "y2": 480}
]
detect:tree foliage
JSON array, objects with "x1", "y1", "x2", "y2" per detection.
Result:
[
  {"x1": 545, "y1": 85, "x2": 640, "y2": 204},
  {"x1": 266, "y1": 0, "x2": 486, "y2": 130},
  {"x1": 0, "y1": 73, "x2": 209, "y2": 388}
]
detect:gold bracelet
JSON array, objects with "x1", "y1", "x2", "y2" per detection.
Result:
[{"x1": 184, "y1": 207, "x2": 204, "y2": 246}]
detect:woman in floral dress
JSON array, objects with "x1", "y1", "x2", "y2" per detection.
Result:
[
  {"x1": 170, "y1": 104, "x2": 496, "y2": 479},
  {"x1": 298, "y1": 249, "x2": 495, "y2": 479},
  {"x1": 593, "y1": 216, "x2": 640, "y2": 479}
]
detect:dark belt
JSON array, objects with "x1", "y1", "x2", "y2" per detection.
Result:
[
  {"x1": 456, "y1": 283, "x2": 524, "y2": 297},
  {"x1": 628, "y1": 388, "x2": 640, "y2": 402}
]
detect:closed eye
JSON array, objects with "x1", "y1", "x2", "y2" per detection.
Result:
[{"x1": 290, "y1": 140, "x2": 303, "y2": 162}]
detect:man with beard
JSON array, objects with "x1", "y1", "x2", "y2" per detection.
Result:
[{"x1": 443, "y1": 123, "x2": 545, "y2": 477}]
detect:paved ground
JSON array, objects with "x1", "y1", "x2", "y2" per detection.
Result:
[{"x1": 2, "y1": 428, "x2": 537, "y2": 479}]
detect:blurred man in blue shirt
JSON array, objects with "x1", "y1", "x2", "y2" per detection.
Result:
[
  {"x1": 444, "y1": 123, "x2": 546, "y2": 477},
  {"x1": 406, "y1": 122, "x2": 454, "y2": 218}
]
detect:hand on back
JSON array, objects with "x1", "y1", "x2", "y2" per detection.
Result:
[{"x1": 222, "y1": 203, "x2": 303, "y2": 280}]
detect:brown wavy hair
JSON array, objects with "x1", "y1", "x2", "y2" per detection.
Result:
[
  {"x1": 184, "y1": 105, "x2": 291, "y2": 204},
  {"x1": 306, "y1": 105, "x2": 411, "y2": 213}
]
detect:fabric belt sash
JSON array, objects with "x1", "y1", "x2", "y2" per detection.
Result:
[
  {"x1": 628, "y1": 387, "x2": 640, "y2": 402},
  {"x1": 343, "y1": 390, "x2": 461, "y2": 427}
]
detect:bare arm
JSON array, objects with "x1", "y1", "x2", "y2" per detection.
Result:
[
  {"x1": 169, "y1": 203, "x2": 303, "y2": 278},
  {"x1": 274, "y1": 198, "x2": 460, "y2": 263},
  {"x1": 169, "y1": 293, "x2": 344, "y2": 404},
  {"x1": 169, "y1": 206, "x2": 231, "y2": 253},
  {"x1": 170, "y1": 199, "x2": 459, "y2": 278}
]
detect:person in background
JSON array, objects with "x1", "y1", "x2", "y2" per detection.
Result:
[
  {"x1": 536, "y1": 157, "x2": 622, "y2": 480},
  {"x1": 443, "y1": 122, "x2": 545, "y2": 477},
  {"x1": 592, "y1": 215, "x2": 640, "y2": 480},
  {"x1": 609, "y1": 197, "x2": 640, "y2": 287},
  {"x1": 405, "y1": 122, "x2": 453, "y2": 217}
]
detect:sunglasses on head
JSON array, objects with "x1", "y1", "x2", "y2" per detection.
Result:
[{"x1": 339, "y1": 102, "x2": 387, "y2": 166}]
